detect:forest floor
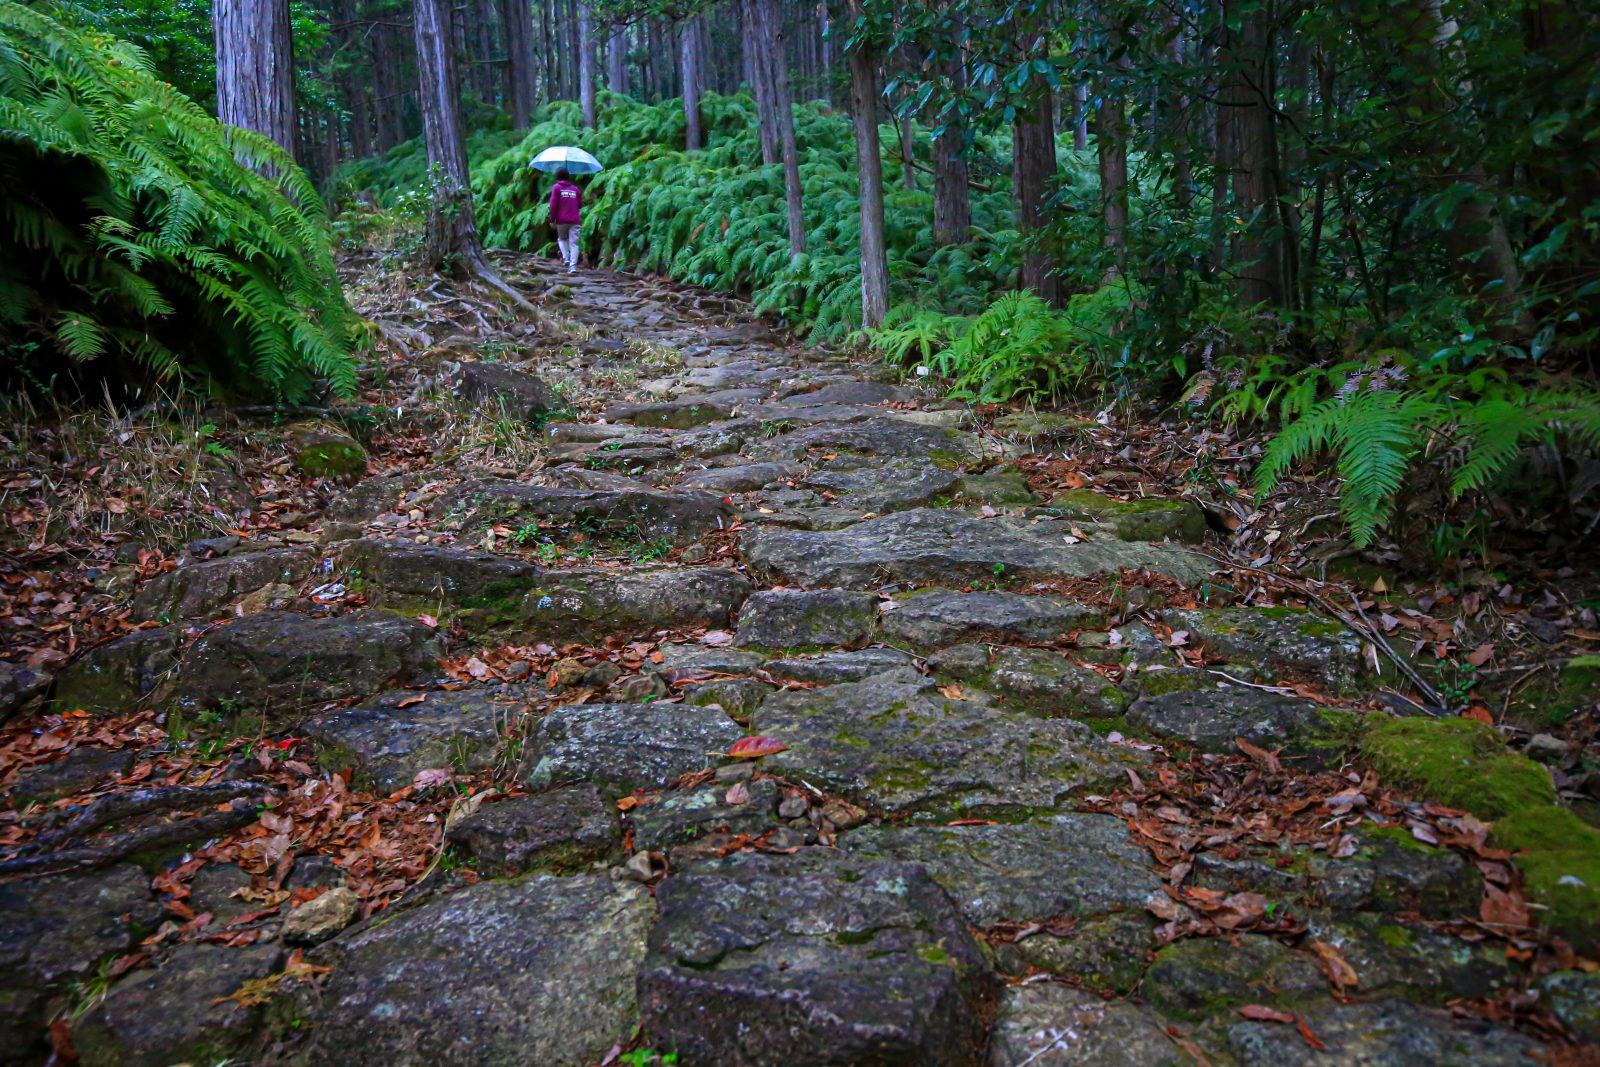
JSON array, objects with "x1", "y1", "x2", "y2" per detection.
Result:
[{"x1": 1, "y1": 243, "x2": 1599, "y2": 1066}]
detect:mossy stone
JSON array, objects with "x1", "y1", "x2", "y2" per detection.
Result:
[
  {"x1": 953, "y1": 471, "x2": 1040, "y2": 506},
  {"x1": 1045, "y1": 489, "x2": 1206, "y2": 543},
  {"x1": 1360, "y1": 716, "x2": 1556, "y2": 819},
  {"x1": 288, "y1": 422, "x2": 367, "y2": 477},
  {"x1": 1492, "y1": 807, "x2": 1600, "y2": 942}
]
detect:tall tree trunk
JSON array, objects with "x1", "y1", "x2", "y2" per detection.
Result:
[
  {"x1": 1073, "y1": 79, "x2": 1088, "y2": 152},
  {"x1": 502, "y1": 0, "x2": 536, "y2": 125},
  {"x1": 414, "y1": 0, "x2": 484, "y2": 270},
  {"x1": 848, "y1": 0, "x2": 888, "y2": 329},
  {"x1": 607, "y1": 22, "x2": 627, "y2": 94},
  {"x1": 931, "y1": 45, "x2": 970, "y2": 244},
  {"x1": 1013, "y1": 89, "x2": 1061, "y2": 306},
  {"x1": 1218, "y1": 0, "x2": 1286, "y2": 309},
  {"x1": 213, "y1": 0, "x2": 297, "y2": 157},
  {"x1": 681, "y1": 15, "x2": 704, "y2": 149},
  {"x1": 371, "y1": 15, "x2": 408, "y2": 151},
  {"x1": 758, "y1": 0, "x2": 805, "y2": 255},
  {"x1": 898, "y1": 111, "x2": 916, "y2": 190},
  {"x1": 743, "y1": 0, "x2": 780, "y2": 165},
  {"x1": 818, "y1": 1, "x2": 831, "y2": 98},
  {"x1": 1097, "y1": 54, "x2": 1129, "y2": 278},
  {"x1": 579, "y1": 3, "x2": 597, "y2": 126}
]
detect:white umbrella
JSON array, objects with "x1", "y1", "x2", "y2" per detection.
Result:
[{"x1": 529, "y1": 145, "x2": 603, "y2": 174}]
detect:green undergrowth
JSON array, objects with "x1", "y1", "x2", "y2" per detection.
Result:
[
  {"x1": 466, "y1": 93, "x2": 1022, "y2": 342},
  {"x1": 0, "y1": 1, "x2": 359, "y2": 400},
  {"x1": 1360, "y1": 715, "x2": 1599, "y2": 939}
]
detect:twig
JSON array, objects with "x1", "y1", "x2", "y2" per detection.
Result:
[
  {"x1": 0, "y1": 802, "x2": 259, "y2": 876},
  {"x1": 1204, "y1": 669, "x2": 1301, "y2": 695}
]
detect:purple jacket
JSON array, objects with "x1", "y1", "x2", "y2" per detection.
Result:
[{"x1": 549, "y1": 179, "x2": 582, "y2": 225}]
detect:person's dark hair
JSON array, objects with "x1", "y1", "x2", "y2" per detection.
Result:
[{"x1": 555, "y1": 167, "x2": 571, "y2": 181}]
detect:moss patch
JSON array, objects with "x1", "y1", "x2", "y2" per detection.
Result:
[
  {"x1": 1492, "y1": 807, "x2": 1600, "y2": 941},
  {"x1": 1361, "y1": 716, "x2": 1556, "y2": 819}
]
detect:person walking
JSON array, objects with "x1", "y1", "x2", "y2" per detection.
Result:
[{"x1": 549, "y1": 167, "x2": 583, "y2": 273}]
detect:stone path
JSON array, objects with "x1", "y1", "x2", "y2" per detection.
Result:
[{"x1": 2, "y1": 259, "x2": 1583, "y2": 1065}]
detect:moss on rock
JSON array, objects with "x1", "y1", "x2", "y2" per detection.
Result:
[{"x1": 1361, "y1": 716, "x2": 1556, "y2": 819}]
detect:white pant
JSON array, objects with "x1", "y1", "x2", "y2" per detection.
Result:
[{"x1": 555, "y1": 223, "x2": 580, "y2": 268}]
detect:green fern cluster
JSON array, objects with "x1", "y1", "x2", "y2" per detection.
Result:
[
  {"x1": 0, "y1": 1, "x2": 358, "y2": 399},
  {"x1": 871, "y1": 285, "x2": 1139, "y2": 403},
  {"x1": 1257, "y1": 381, "x2": 1600, "y2": 546},
  {"x1": 469, "y1": 92, "x2": 1019, "y2": 342}
]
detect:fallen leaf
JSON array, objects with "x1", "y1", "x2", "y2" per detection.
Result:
[
  {"x1": 616, "y1": 796, "x2": 639, "y2": 812},
  {"x1": 1238, "y1": 1004, "x2": 1296, "y2": 1024},
  {"x1": 1462, "y1": 705, "x2": 1495, "y2": 725},
  {"x1": 1466, "y1": 643, "x2": 1495, "y2": 667},
  {"x1": 1309, "y1": 940, "x2": 1359, "y2": 991},
  {"x1": 412, "y1": 767, "x2": 452, "y2": 790},
  {"x1": 727, "y1": 735, "x2": 787, "y2": 759},
  {"x1": 417, "y1": 613, "x2": 439, "y2": 629},
  {"x1": 724, "y1": 781, "x2": 749, "y2": 805},
  {"x1": 396, "y1": 694, "x2": 427, "y2": 708}
]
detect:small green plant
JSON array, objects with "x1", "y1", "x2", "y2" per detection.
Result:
[{"x1": 618, "y1": 1050, "x2": 678, "y2": 1067}]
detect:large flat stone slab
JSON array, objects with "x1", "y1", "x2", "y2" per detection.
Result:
[
  {"x1": 843, "y1": 815, "x2": 1160, "y2": 925},
  {"x1": 800, "y1": 457, "x2": 962, "y2": 511},
  {"x1": 445, "y1": 785, "x2": 620, "y2": 876},
  {"x1": 337, "y1": 539, "x2": 538, "y2": 609},
  {"x1": 133, "y1": 547, "x2": 314, "y2": 622},
  {"x1": 455, "y1": 565, "x2": 752, "y2": 640},
  {"x1": 302, "y1": 875, "x2": 651, "y2": 1067},
  {"x1": 639, "y1": 851, "x2": 997, "y2": 1066},
  {"x1": 523, "y1": 702, "x2": 740, "y2": 796},
  {"x1": 1161, "y1": 607, "x2": 1368, "y2": 692},
  {"x1": 734, "y1": 588, "x2": 880, "y2": 649},
  {"x1": 744, "y1": 509, "x2": 1215, "y2": 589},
  {"x1": 1219, "y1": 998, "x2": 1537, "y2": 1066},
  {"x1": 436, "y1": 477, "x2": 733, "y2": 544},
  {"x1": 880, "y1": 589, "x2": 1102, "y2": 650},
  {"x1": 748, "y1": 417, "x2": 981, "y2": 464},
  {"x1": 304, "y1": 688, "x2": 520, "y2": 789},
  {"x1": 753, "y1": 669, "x2": 1141, "y2": 817},
  {"x1": 989, "y1": 984, "x2": 1193, "y2": 1067}
]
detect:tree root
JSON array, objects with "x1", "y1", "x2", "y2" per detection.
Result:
[
  {"x1": 0, "y1": 800, "x2": 260, "y2": 876},
  {"x1": 32, "y1": 779, "x2": 270, "y2": 851}
]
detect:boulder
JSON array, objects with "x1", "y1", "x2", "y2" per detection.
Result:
[
  {"x1": 455, "y1": 361, "x2": 561, "y2": 422},
  {"x1": 523, "y1": 702, "x2": 741, "y2": 796},
  {"x1": 639, "y1": 851, "x2": 997, "y2": 1066},
  {"x1": 842, "y1": 815, "x2": 1161, "y2": 925},
  {"x1": 755, "y1": 669, "x2": 1141, "y2": 817},
  {"x1": 733, "y1": 588, "x2": 880, "y2": 649},
  {"x1": 287, "y1": 421, "x2": 366, "y2": 477},
  {"x1": 880, "y1": 590, "x2": 1101, "y2": 651},
  {"x1": 281, "y1": 887, "x2": 360, "y2": 945},
  {"x1": 132, "y1": 547, "x2": 314, "y2": 622},
  {"x1": 445, "y1": 785, "x2": 620, "y2": 876},
  {"x1": 302, "y1": 875, "x2": 651, "y2": 1067},
  {"x1": 336, "y1": 538, "x2": 538, "y2": 610},
  {"x1": 166, "y1": 610, "x2": 438, "y2": 721},
  {"x1": 325, "y1": 472, "x2": 427, "y2": 522},
  {"x1": 744, "y1": 509, "x2": 1214, "y2": 589},
  {"x1": 304, "y1": 688, "x2": 515, "y2": 790},
  {"x1": 73, "y1": 943, "x2": 282, "y2": 1067}
]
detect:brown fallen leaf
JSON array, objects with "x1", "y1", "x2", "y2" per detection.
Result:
[
  {"x1": 727, "y1": 735, "x2": 787, "y2": 759},
  {"x1": 1238, "y1": 1004, "x2": 1296, "y2": 1024},
  {"x1": 1309, "y1": 939, "x2": 1360, "y2": 992}
]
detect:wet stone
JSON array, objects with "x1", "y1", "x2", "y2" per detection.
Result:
[
  {"x1": 1143, "y1": 934, "x2": 1324, "y2": 1022},
  {"x1": 880, "y1": 589, "x2": 1101, "y2": 652},
  {"x1": 755, "y1": 669, "x2": 1142, "y2": 817},
  {"x1": 680, "y1": 677, "x2": 770, "y2": 723},
  {"x1": 1127, "y1": 687, "x2": 1332, "y2": 754},
  {"x1": 305, "y1": 688, "x2": 520, "y2": 791},
  {"x1": 762, "y1": 646, "x2": 916, "y2": 684},
  {"x1": 639, "y1": 850, "x2": 998, "y2": 1067},
  {"x1": 1306, "y1": 913, "x2": 1515, "y2": 1003},
  {"x1": 678, "y1": 461, "x2": 799, "y2": 494},
  {"x1": 166, "y1": 610, "x2": 438, "y2": 722},
  {"x1": 733, "y1": 588, "x2": 880, "y2": 649},
  {"x1": 523, "y1": 702, "x2": 740, "y2": 797},
  {"x1": 988, "y1": 984, "x2": 1193, "y2": 1067},
  {"x1": 628, "y1": 778, "x2": 781, "y2": 853},
  {"x1": 1162, "y1": 607, "x2": 1368, "y2": 692},
  {"x1": 73, "y1": 943, "x2": 282, "y2": 1067},
  {"x1": 988, "y1": 647, "x2": 1129, "y2": 718},
  {"x1": 302, "y1": 874, "x2": 651, "y2": 1067},
  {"x1": 436, "y1": 477, "x2": 733, "y2": 545},
  {"x1": 843, "y1": 814, "x2": 1160, "y2": 926},
  {"x1": 132, "y1": 546, "x2": 314, "y2": 622},
  {"x1": 744, "y1": 508, "x2": 1215, "y2": 589},
  {"x1": 7, "y1": 745, "x2": 134, "y2": 801},
  {"x1": 1308, "y1": 829, "x2": 1483, "y2": 919},
  {"x1": 53, "y1": 626, "x2": 180, "y2": 715},
  {"x1": 999, "y1": 912, "x2": 1156, "y2": 993},
  {"x1": 445, "y1": 785, "x2": 620, "y2": 876},
  {"x1": 1221, "y1": 998, "x2": 1538, "y2": 1067},
  {"x1": 800, "y1": 456, "x2": 962, "y2": 511}
]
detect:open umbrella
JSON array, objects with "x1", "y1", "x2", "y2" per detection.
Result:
[{"x1": 529, "y1": 146, "x2": 603, "y2": 174}]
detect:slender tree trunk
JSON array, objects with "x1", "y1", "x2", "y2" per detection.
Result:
[
  {"x1": 1073, "y1": 79, "x2": 1088, "y2": 152},
  {"x1": 1219, "y1": 0, "x2": 1286, "y2": 309},
  {"x1": 759, "y1": 0, "x2": 805, "y2": 255},
  {"x1": 1013, "y1": 89, "x2": 1061, "y2": 306},
  {"x1": 743, "y1": 0, "x2": 780, "y2": 165},
  {"x1": 1097, "y1": 55, "x2": 1129, "y2": 278},
  {"x1": 501, "y1": 0, "x2": 536, "y2": 125},
  {"x1": 898, "y1": 111, "x2": 916, "y2": 190},
  {"x1": 848, "y1": 0, "x2": 888, "y2": 329},
  {"x1": 213, "y1": 0, "x2": 297, "y2": 157},
  {"x1": 607, "y1": 22, "x2": 627, "y2": 94},
  {"x1": 579, "y1": 3, "x2": 597, "y2": 126},
  {"x1": 681, "y1": 15, "x2": 704, "y2": 149},
  {"x1": 414, "y1": 0, "x2": 484, "y2": 270},
  {"x1": 818, "y1": 1, "x2": 831, "y2": 98},
  {"x1": 932, "y1": 45, "x2": 970, "y2": 244}
]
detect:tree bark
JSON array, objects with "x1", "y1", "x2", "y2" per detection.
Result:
[
  {"x1": 1097, "y1": 54, "x2": 1129, "y2": 278},
  {"x1": 1013, "y1": 89, "x2": 1061, "y2": 306},
  {"x1": 213, "y1": 0, "x2": 297, "y2": 157},
  {"x1": 579, "y1": 3, "x2": 597, "y2": 126},
  {"x1": 607, "y1": 22, "x2": 628, "y2": 94},
  {"x1": 502, "y1": 0, "x2": 537, "y2": 125},
  {"x1": 743, "y1": 0, "x2": 780, "y2": 165},
  {"x1": 1073, "y1": 79, "x2": 1088, "y2": 152},
  {"x1": 681, "y1": 15, "x2": 704, "y2": 149},
  {"x1": 931, "y1": 46, "x2": 970, "y2": 245},
  {"x1": 414, "y1": 0, "x2": 485, "y2": 271},
  {"x1": 848, "y1": 0, "x2": 888, "y2": 329},
  {"x1": 1218, "y1": 0, "x2": 1287, "y2": 309},
  {"x1": 759, "y1": 0, "x2": 806, "y2": 255}
]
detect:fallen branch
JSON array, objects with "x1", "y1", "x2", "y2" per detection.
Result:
[
  {"x1": 0, "y1": 801, "x2": 259, "y2": 876},
  {"x1": 33, "y1": 779, "x2": 270, "y2": 850}
]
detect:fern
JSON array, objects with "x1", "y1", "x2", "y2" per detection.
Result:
[{"x1": 1, "y1": 1, "x2": 358, "y2": 400}]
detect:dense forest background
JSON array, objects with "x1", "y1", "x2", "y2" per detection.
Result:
[{"x1": 2, "y1": 0, "x2": 1598, "y2": 551}]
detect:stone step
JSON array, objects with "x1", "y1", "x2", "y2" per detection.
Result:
[{"x1": 435, "y1": 477, "x2": 732, "y2": 544}]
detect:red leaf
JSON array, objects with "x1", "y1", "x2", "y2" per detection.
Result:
[
  {"x1": 1238, "y1": 1004, "x2": 1296, "y2": 1024},
  {"x1": 1296, "y1": 1016, "x2": 1326, "y2": 1051},
  {"x1": 727, "y1": 735, "x2": 787, "y2": 759}
]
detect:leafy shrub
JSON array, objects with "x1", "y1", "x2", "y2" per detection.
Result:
[{"x1": 0, "y1": 1, "x2": 358, "y2": 400}]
